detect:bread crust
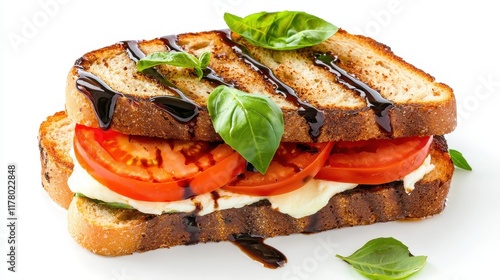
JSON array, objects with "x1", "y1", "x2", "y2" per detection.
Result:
[{"x1": 65, "y1": 29, "x2": 456, "y2": 142}]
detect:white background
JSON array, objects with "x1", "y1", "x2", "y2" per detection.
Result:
[{"x1": 1, "y1": 0, "x2": 499, "y2": 279}]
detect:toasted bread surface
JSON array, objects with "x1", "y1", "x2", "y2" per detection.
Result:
[
  {"x1": 38, "y1": 111, "x2": 75, "y2": 209},
  {"x1": 39, "y1": 111, "x2": 454, "y2": 256},
  {"x1": 65, "y1": 29, "x2": 456, "y2": 142}
]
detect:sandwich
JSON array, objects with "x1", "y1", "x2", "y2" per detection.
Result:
[{"x1": 38, "y1": 11, "x2": 456, "y2": 265}]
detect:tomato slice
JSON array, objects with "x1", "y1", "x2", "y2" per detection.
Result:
[
  {"x1": 222, "y1": 142, "x2": 334, "y2": 196},
  {"x1": 73, "y1": 124, "x2": 246, "y2": 202},
  {"x1": 315, "y1": 136, "x2": 433, "y2": 184}
]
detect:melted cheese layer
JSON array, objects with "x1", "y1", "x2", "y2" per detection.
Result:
[{"x1": 68, "y1": 151, "x2": 434, "y2": 219}]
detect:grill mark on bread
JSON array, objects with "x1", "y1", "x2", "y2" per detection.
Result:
[
  {"x1": 313, "y1": 52, "x2": 394, "y2": 134},
  {"x1": 182, "y1": 214, "x2": 201, "y2": 245}
]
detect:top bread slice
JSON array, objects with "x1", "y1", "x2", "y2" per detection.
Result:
[{"x1": 65, "y1": 29, "x2": 456, "y2": 142}]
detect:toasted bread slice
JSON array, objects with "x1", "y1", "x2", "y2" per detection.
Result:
[
  {"x1": 38, "y1": 111, "x2": 75, "y2": 209},
  {"x1": 39, "y1": 111, "x2": 454, "y2": 256},
  {"x1": 66, "y1": 29, "x2": 456, "y2": 142}
]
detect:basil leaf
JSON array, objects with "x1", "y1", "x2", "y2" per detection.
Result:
[
  {"x1": 336, "y1": 237, "x2": 427, "y2": 280},
  {"x1": 74, "y1": 193, "x2": 134, "y2": 210},
  {"x1": 224, "y1": 11, "x2": 338, "y2": 50},
  {"x1": 449, "y1": 149, "x2": 472, "y2": 171},
  {"x1": 199, "y1": 51, "x2": 211, "y2": 69},
  {"x1": 207, "y1": 85, "x2": 284, "y2": 174},
  {"x1": 137, "y1": 51, "x2": 210, "y2": 80}
]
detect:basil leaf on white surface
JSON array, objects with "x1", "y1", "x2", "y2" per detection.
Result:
[
  {"x1": 224, "y1": 11, "x2": 338, "y2": 50},
  {"x1": 137, "y1": 51, "x2": 210, "y2": 79},
  {"x1": 336, "y1": 237, "x2": 427, "y2": 280},
  {"x1": 207, "y1": 85, "x2": 284, "y2": 174},
  {"x1": 449, "y1": 149, "x2": 472, "y2": 171}
]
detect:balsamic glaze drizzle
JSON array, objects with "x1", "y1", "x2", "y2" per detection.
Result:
[
  {"x1": 314, "y1": 53, "x2": 394, "y2": 133},
  {"x1": 159, "y1": 34, "x2": 184, "y2": 52},
  {"x1": 74, "y1": 59, "x2": 122, "y2": 130},
  {"x1": 229, "y1": 234, "x2": 287, "y2": 269},
  {"x1": 215, "y1": 29, "x2": 325, "y2": 140},
  {"x1": 122, "y1": 40, "x2": 200, "y2": 123}
]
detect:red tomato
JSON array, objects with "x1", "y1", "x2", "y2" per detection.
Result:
[
  {"x1": 73, "y1": 124, "x2": 246, "y2": 202},
  {"x1": 222, "y1": 142, "x2": 334, "y2": 196},
  {"x1": 315, "y1": 136, "x2": 433, "y2": 184}
]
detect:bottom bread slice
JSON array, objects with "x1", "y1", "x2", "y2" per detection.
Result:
[{"x1": 39, "y1": 111, "x2": 454, "y2": 256}]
